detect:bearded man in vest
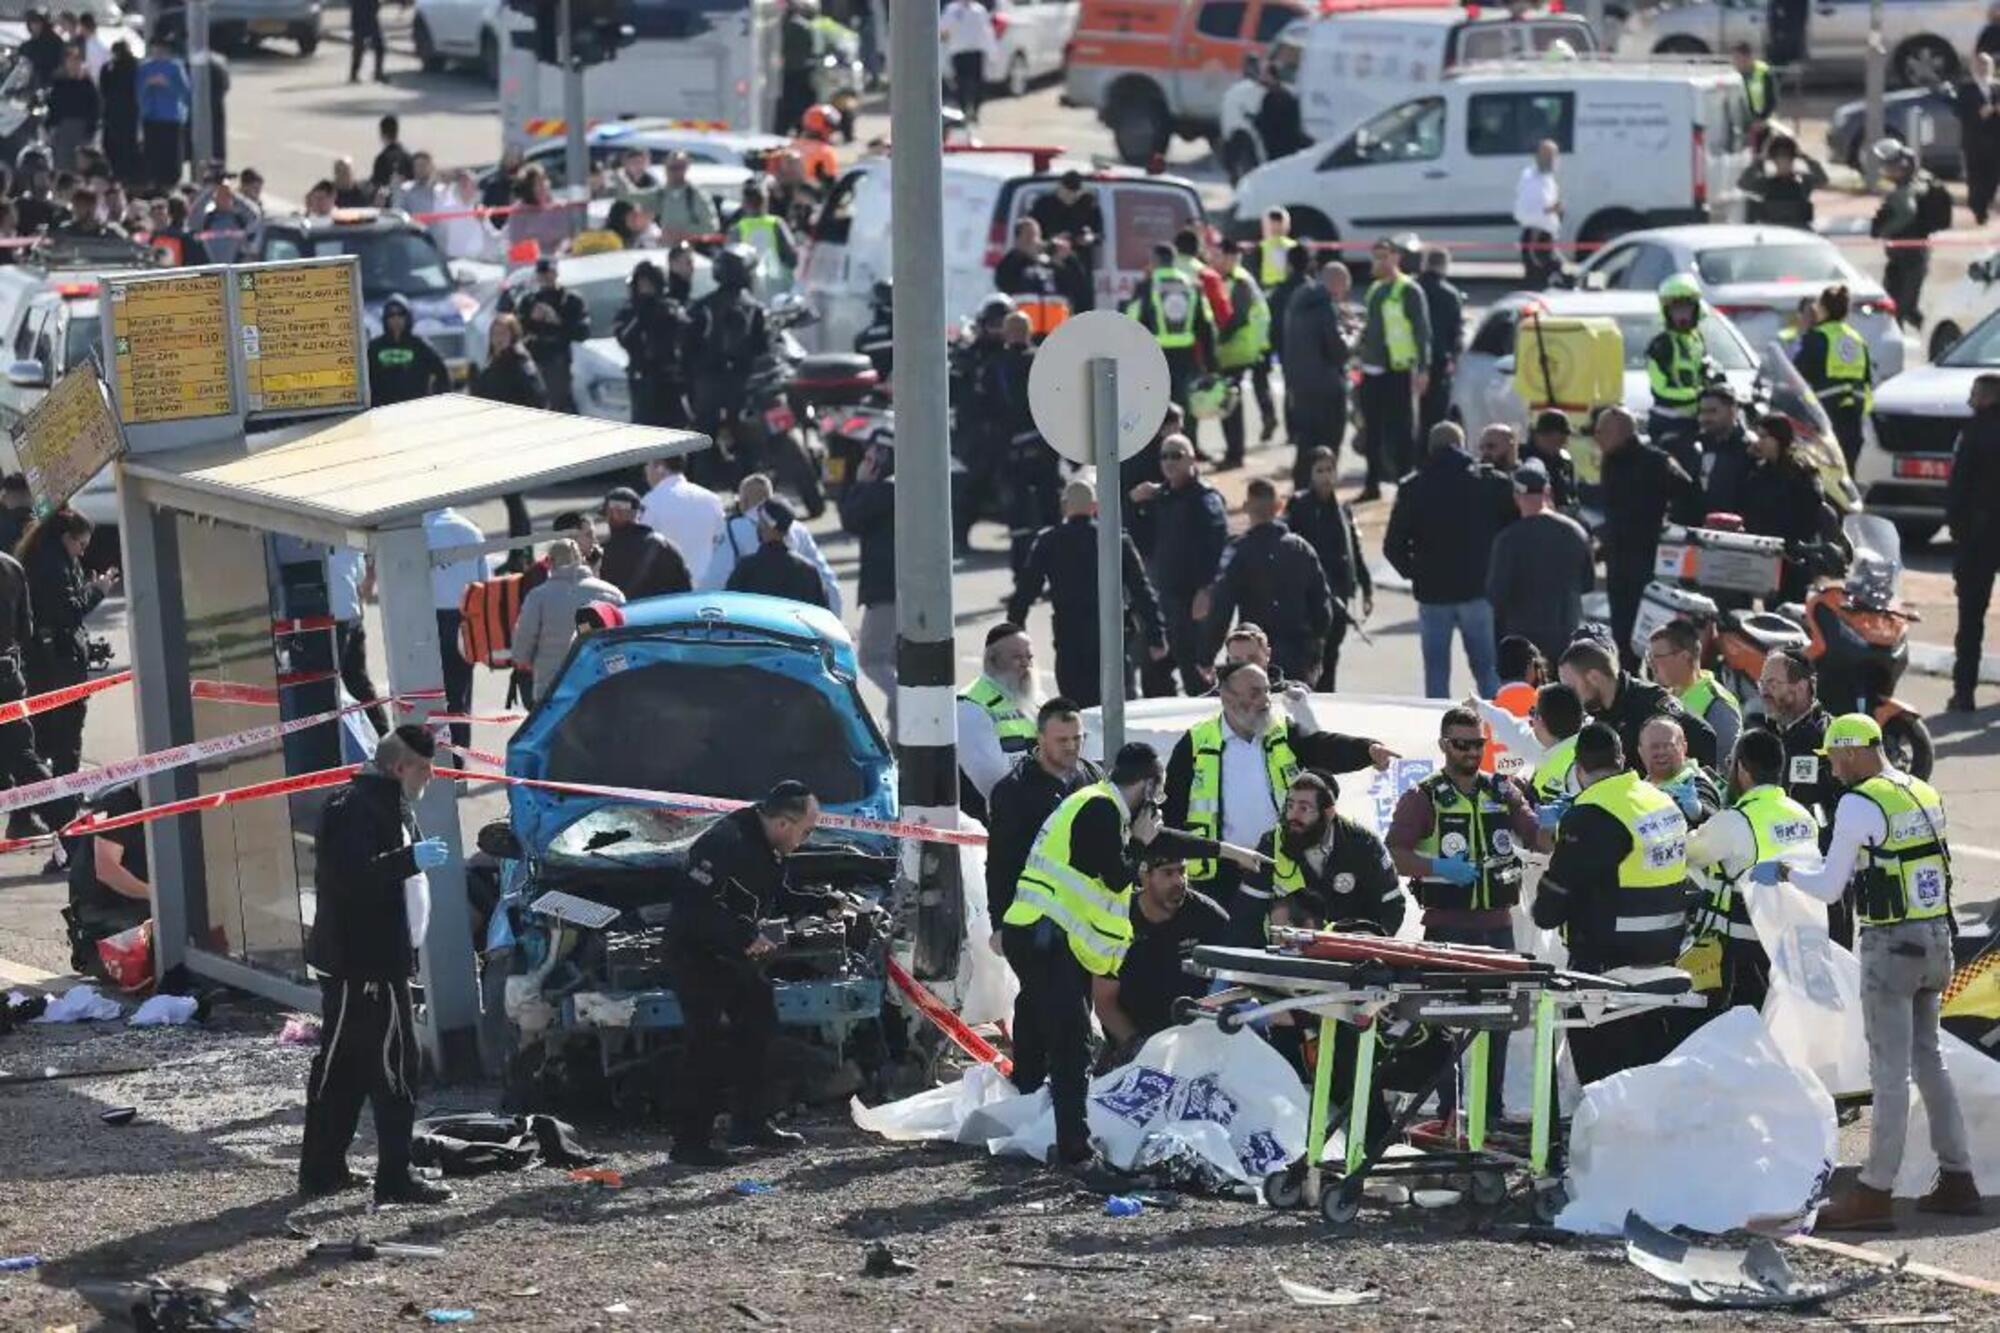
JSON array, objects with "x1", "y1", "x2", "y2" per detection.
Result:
[
  {"x1": 1749, "y1": 714, "x2": 1982, "y2": 1230},
  {"x1": 1388, "y1": 705, "x2": 1545, "y2": 1131},
  {"x1": 1001, "y1": 741, "x2": 1267, "y2": 1170},
  {"x1": 1533, "y1": 722, "x2": 1697, "y2": 1084},
  {"x1": 1162, "y1": 662, "x2": 1393, "y2": 946},
  {"x1": 1682, "y1": 728, "x2": 1818, "y2": 1015},
  {"x1": 957, "y1": 622, "x2": 1040, "y2": 825}
]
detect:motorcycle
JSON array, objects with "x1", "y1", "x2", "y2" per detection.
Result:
[
  {"x1": 792, "y1": 283, "x2": 889, "y2": 497},
  {"x1": 1646, "y1": 512, "x2": 1934, "y2": 778},
  {"x1": 713, "y1": 294, "x2": 828, "y2": 517}
]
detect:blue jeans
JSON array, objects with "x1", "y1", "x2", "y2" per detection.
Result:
[{"x1": 1418, "y1": 599, "x2": 1500, "y2": 699}]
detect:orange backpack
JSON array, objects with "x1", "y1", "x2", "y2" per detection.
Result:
[{"x1": 458, "y1": 574, "x2": 526, "y2": 669}]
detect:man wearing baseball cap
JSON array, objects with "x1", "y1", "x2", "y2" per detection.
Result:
[{"x1": 1747, "y1": 713, "x2": 1981, "y2": 1229}]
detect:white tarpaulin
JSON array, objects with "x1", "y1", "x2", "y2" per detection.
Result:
[
  {"x1": 852, "y1": 1023, "x2": 1308, "y2": 1185},
  {"x1": 1557, "y1": 1006, "x2": 1837, "y2": 1236},
  {"x1": 950, "y1": 817, "x2": 1018, "y2": 1028}
]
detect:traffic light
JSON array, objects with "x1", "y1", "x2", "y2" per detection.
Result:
[{"x1": 505, "y1": 0, "x2": 632, "y2": 67}]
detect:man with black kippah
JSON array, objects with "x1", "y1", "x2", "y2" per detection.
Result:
[
  {"x1": 300, "y1": 725, "x2": 454, "y2": 1205},
  {"x1": 665, "y1": 779, "x2": 831, "y2": 1166}
]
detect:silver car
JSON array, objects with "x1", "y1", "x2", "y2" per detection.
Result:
[{"x1": 1620, "y1": 0, "x2": 1981, "y2": 85}]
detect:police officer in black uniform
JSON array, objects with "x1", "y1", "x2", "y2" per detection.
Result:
[
  {"x1": 664, "y1": 780, "x2": 830, "y2": 1166},
  {"x1": 300, "y1": 726, "x2": 454, "y2": 1205},
  {"x1": 1197, "y1": 477, "x2": 1333, "y2": 688},
  {"x1": 1525, "y1": 411, "x2": 1581, "y2": 515},
  {"x1": 506, "y1": 258, "x2": 591, "y2": 413},
  {"x1": 613, "y1": 259, "x2": 694, "y2": 429},
  {"x1": 0, "y1": 535, "x2": 53, "y2": 841},
  {"x1": 979, "y1": 311, "x2": 1061, "y2": 578},
  {"x1": 1007, "y1": 478, "x2": 1168, "y2": 708}
]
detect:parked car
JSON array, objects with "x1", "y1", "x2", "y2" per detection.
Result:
[
  {"x1": 414, "y1": 0, "x2": 502, "y2": 82},
  {"x1": 1922, "y1": 246, "x2": 1999, "y2": 366},
  {"x1": 1826, "y1": 84, "x2": 1960, "y2": 178},
  {"x1": 1857, "y1": 306, "x2": 2000, "y2": 546},
  {"x1": 797, "y1": 145, "x2": 1204, "y2": 354},
  {"x1": 488, "y1": 592, "x2": 908, "y2": 1115},
  {"x1": 1574, "y1": 224, "x2": 1910, "y2": 380},
  {"x1": 244, "y1": 208, "x2": 481, "y2": 383},
  {"x1": 1217, "y1": 7, "x2": 1597, "y2": 182},
  {"x1": 990, "y1": 0, "x2": 1078, "y2": 97},
  {"x1": 1232, "y1": 62, "x2": 1751, "y2": 252},
  {"x1": 479, "y1": 121, "x2": 793, "y2": 198},
  {"x1": 144, "y1": 0, "x2": 322, "y2": 55},
  {"x1": 1618, "y1": 0, "x2": 1981, "y2": 87},
  {"x1": 469, "y1": 246, "x2": 719, "y2": 420}
]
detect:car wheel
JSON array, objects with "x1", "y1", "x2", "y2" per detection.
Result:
[
  {"x1": 1893, "y1": 518, "x2": 1940, "y2": 549},
  {"x1": 1892, "y1": 36, "x2": 1957, "y2": 89},
  {"x1": 1223, "y1": 133, "x2": 1261, "y2": 185},
  {"x1": 1005, "y1": 52, "x2": 1029, "y2": 98},
  {"x1": 294, "y1": 25, "x2": 319, "y2": 55},
  {"x1": 480, "y1": 30, "x2": 501, "y2": 84},
  {"x1": 1289, "y1": 208, "x2": 1336, "y2": 242},
  {"x1": 414, "y1": 19, "x2": 446, "y2": 73},
  {"x1": 1928, "y1": 321, "x2": 1962, "y2": 364},
  {"x1": 1579, "y1": 209, "x2": 1641, "y2": 252},
  {"x1": 1107, "y1": 84, "x2": 1170, "y2": 165},
  {"x1": 1654, "y1": 35, "x2": 1709, "y2": 55}
]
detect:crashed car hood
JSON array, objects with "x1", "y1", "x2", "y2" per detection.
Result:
[{"x1": 504, "y1": 592, "x2": 895, "y2": 856}]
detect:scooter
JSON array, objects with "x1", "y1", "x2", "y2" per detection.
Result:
[{"x1": 717, "y1": 295, "x2": 828, "y2": 517}]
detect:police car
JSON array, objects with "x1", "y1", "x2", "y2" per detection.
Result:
[
  {"x1": 243, "y1": 208, "x2": 482, "y2": 384},
  {"x1": 478, "y1": 120, "x2": 795, "y2": 199}
]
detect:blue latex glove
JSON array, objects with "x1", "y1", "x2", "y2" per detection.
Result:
[
  {"x1": 1747, "y1": 860, "x2": 1785, "y2": 886},
  {"x1": 1431, "y1": 856, "x2": 1480, "y2": 886},
  {"x1": 1537, "y1": 799, "x2": 1569, "y2": 831},
  {"x1": 413, "y1": 838, "x2": 450, "y2": 871},
  {"x1": 1667, "y1": 782, "x2": 1702, "y2": 818}
]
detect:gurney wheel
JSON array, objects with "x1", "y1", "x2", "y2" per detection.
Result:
[
  {"x1": 1531, "y1": 1181, "x2": 1568, "y2": 1224},
  {"x1": 1319, "y1": 1179, "x2": 1362, "y2": 1225},
  {"x1": 1262, "y1": 1167, "x2": 1304, "y2": 1210},
  {"x1": 1469, "y1": 1171, "x2": 1508, "y2": 1207},
  {"x1": 1216, "y1": 1004, "x2": 1248, "y2": 1035}
]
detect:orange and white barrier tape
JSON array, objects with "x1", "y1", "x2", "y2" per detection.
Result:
[
  {"x1": 0, "y1": 670, "x2": 133, "y2": 726},
  {"x1": 886, "y1": 958, "x2": 1011, "y2": 1076},
  {"x1": 61, "y1": 765, "x2": 361, "y2": 842}
]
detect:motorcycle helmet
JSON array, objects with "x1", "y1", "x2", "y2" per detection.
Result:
[
  {"x1": 800, "y1": 103, "x2": 840, "y2": 139},
  {"x1": 976, "y1": 292, "x2": 1017, "y2": 332},
  {"x1": 1658, "y1": 273, "x2": 1703, "y2": 318},
  {"x1": 711, "y1": 244, "x2": 760, "y2": 291},
  {"x1": 1187, "y1": 374, "x2": 1237, "y2": 421},
  {"x1": 627, "y1": 259, "x2": 666, "y2": 296}
]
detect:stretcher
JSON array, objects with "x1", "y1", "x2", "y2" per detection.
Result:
[{"x1": 1181, "y1": 928, "x2": 1708, "y2": 1225}]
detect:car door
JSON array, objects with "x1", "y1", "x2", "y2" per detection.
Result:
[
  {"x1": 1460, "y1": 89, "x2": 1574, "y2": 248},
  {"x1": 1319, "y1": 94, "x2": 1451, "y2": 239},
  {"x1": 1460, "y1": 305, "x2": 1520, "y2": 439},
  {"x1": 0, "y1": 301, "x2": 52, "y2": 427},
  {"x1": 1807, "y1": 0, "x2": 1868, "y2": 66},
  {"x1": 1176, "y1": 0, "x2": 1251, "y2": 122},
  {"x1": 426, "y1": 0, "x2": 478, "y2": 55}
]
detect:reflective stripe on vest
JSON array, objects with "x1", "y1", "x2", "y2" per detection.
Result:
[
  {"x1": 1572, "y1": 771, "x2": 1691, "y2": 949},
  {"x1": 1001, "y1": 781, "x2": 1136, "y2": 974},
  {"x1": 1853, "y1": 772, "x2": 1952, "y2": 926},
  {"x1": 1410, "y1": 772, "x2": 1526, "y2": 911},
  {"x1": 1532, "y1": 734, "x2": 1579, "y2": 805},
  {"x1": 958, "y1": 675, "x2": 1034, "y2": 754},
  {"x1": 1648, "y1": 328, "x2": 1706, "y2": 410},
  {"x1": 1217, "y1": 276, "x2": 1271, "y2": 370},
  {"x1": 1146, "y1": 268, "x2": 1198, "y2": 349},
  {"x1": 1812, "y1": 320, "x2": 1871, "y2": 408},
  {"x1": 1184, "y1": 715, "x2": 1299, "y2": 881},
  {"x1": 1367, "y1": 274, "x2": 1418, "y2": 371},
  {"x1": 1677, "y1": 672, "x2": 1741, "y2": 732},
  {"x1": 1258, "y1": 236, "x2": 1296, "y2": 288}
]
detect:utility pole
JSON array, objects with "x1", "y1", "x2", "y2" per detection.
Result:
[
  {"x1": 559, "y1": 0, "x2": 588, "y2": 236},
  {"x1": 1862, "y1": 0, "x2": 1886, "y2": 188},
  {"x1": 889, "y1": 0, "x2": 962, "y2": 979},
  {"x1": 189, "y1": 0, "x2": 215, "y2": 171}
]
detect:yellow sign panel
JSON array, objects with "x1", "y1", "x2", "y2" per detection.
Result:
[
  {"x1": 10, "y1": 364, "x2": 122, "y2": 517},
  {"x1": 236, "y1": 262, "x2": 365, "y2": 416},
  {"x1": 109, "y1": 271, "x2": 234, "y2": 425}
]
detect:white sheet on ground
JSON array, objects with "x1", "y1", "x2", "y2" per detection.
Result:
[
  {"x1": 853, "y1": 1023, "x2": 1308, "y2": 1184},
  {"x1": 32, "y1": 984, "x2": 122, "y2": 1023},
  {"x1": 128, "y1": 994, "x2": 199, "y2": 1027},
  {"x1": 1557, "y1": 1006, "x2": 1835, "y2": 1236},
  {"x1": 950, "y1": 816, "x2": 1017, "y2": 1028}
]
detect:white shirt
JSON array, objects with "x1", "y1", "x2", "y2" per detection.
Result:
[
  {"x1": 1513, "y1": 164, "x2": 1561, "y2": 234},
  {"x1": 957, "y1": 694, "x2": 1020, "y2": 800},
  {"x1": 328, "y1": 547, "x2": 367, "y2": 622},
  {"x1": 641, "y1": 473, "x2": 728, "y2": 585},
  {"x1": 1686, "y1": 805, "x2": 1759, "y2": 886},
  {"x1": 941, "y1": 0, "x2": 998, "y2": 60},
  {"x1": 424, "y1": 508, "x2": 489, "y2": 613},
  {"x1": 82, "y1": 34, "x2": 109, "y2": 80},
  {"x1": 1784, "y1": 772, "x2": 1937, "y2": 906},
  {"x1": 700, "y1": 511, "x2": 841, "y2": 613},
  {"x1": 1219, "y1": 725, "x2": 1281, "y2": 849}
]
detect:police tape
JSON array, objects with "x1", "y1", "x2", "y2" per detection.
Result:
[
  {"x1": 0, "y1": 669, "x2": 348, "y2": 722},
  {"x1": 429, "y1": 764, "x2": 991, "y2": 847},
  {"x1": 885, "y1": 958, "x2": 1012, "y2": 1076},
  {"x1": 0, "y1": 670, "x2": 134, "y2": 726},
  {"x1": 59, "y1": 765, "x2": 363, "y2": 843}
]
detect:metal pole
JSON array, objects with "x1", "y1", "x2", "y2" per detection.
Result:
[
  {"x1": 890, "y1": 0, "x2": 961, "y2": 979},
  {"x1": 559, "y1": 0, "x2": 588, "y2": 236},
  {"x1": 1862, "y1": 0, "x2": 1886, "y2": 189},
  {"x1": 189, "y1": 0, "x2": 214, "y2": 173},
  {"x1": 1091, "y1": 357, "x2": 1125, "y2": 758}
]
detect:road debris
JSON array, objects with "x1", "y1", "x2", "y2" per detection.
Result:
[
  {"x1": 1623, "y1": 1213, "x2": 1897, "y2": 1310},
  {"x1": 76, "y1": 1276, "x2": 260, "y2": 1330},
  {"x1": 861, "y1": 1242, "x2": 917, "y2": 1278},
  {"x1": 99, "y1": 1107, "x2": 137, "y2": 1126},
  {"x1": 1277, "y1": 1277, "x2": 1381, "y2": 1307}
]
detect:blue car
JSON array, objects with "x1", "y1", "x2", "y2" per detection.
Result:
[
  {"x1": 1826, "y1": 86, "x2": 1963, "y2": 179},
  {"x1": 489, "y1": 592, "x2": 903, "y2": 1114}
]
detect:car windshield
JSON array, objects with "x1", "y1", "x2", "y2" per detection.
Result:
[
  {"x1": 1940, "y1": 310, "x2": 2000, "y2": 367},
  {"x1": 306, "y1": 229, "x2": 453, "y2": 299},
  {"x1": 1609, "y1": 311, "x2": 1756, "y2": 371},
  {"x1": 1693, "y1": 242, "x2": 1847, "y2": 286}
]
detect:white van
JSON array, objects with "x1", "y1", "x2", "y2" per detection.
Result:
[
  {"x1": 1218, "y1": 8, "x2": 1598, "y2": 181},
  {"x1": 796, "y1": 148, "x2": 1206, "y2": 354},
  {"x1": 1231, "y1": 60, "x2": 1752, "y2": 255}
]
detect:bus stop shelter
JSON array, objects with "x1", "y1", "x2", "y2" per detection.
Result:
[{"x1": 116, "y1": 394, "x2": 704, "y2": 1078}]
